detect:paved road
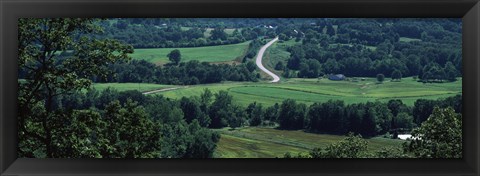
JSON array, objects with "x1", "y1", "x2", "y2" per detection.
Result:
[{"x1": 256, "y1": 37, "x2": 280, "y2": 83}]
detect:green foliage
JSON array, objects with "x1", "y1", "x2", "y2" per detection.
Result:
[
  {"x1": 246, "y1": 102, "x2": 264, "y2": 126},
  {"x1": 104, "y1": 59, "x2": 259, "y2": 85},
  {"x1": 53, "y1": 109, "x2": 106, "y2": 158},
  {"x1": 376, "y1": 74, "x2": 385, "y2": 83},
  {"x1": 274, "y1": 61, "x2": 285, "y2": 71},
  {"x1": 18, "y1": 18, "x2": 133, "y2": 158},
  {"x1": 167, "y1": 49, "x2": 181, "y2": 65},
  {"x1": 227, "y1": 105, "x2": 247, "y2": 129},
  {"x1": 184, "y1": 120, "x2": 221, "y2": 158},
  {"x1": 412, "y1": 95, "x2": 462, "y2": 125},
  {"x1": 180, "y1": 97, "x2": 209, "y2": 126},
  {"x1": 263, "y1": 103, "x2": 280, "y2": 122},
  {"x1": 444, "y1": 61, "x2": 458, "y2": 82},
  {"x1": 209, "y1": 90, "x2": 234, "y2": 128},
  {"x1": 102, "y1": 100, "x2": 162, "y2": 158},
  {"x1": 375, "y1": 147, "x2": 407, "y2": 158},
  {"x1": 307, "y1": 100, "x2": 346, "y2": 134},
  {"x1": 280, "y1": 19, "x2": 461, "y2": 80},
  {"x1": 278, "y1": 99, "x2": 307, "y2": 130},
  {"x1": 311, "y1": 133, "x2": 369, "y2": 158},
  {"x1": 391, "y1": 70, "x2": 402, "y2": 81},
  {"x1": 279, "y1": 33, "x2": 289, "y2": 41},
  {"x1": 298, "y1": 59, "x2": 323, "y2": 78},
  {"x1": 395, "y1": 112, "x2": 414, "y2": 130},
  {"x1": 405, "y1": 107, "x2": 462, "y2": 158}
]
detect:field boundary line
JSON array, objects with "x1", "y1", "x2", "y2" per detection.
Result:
[{"x1": 142, "y1": 86, "x2": 188, "y2": 95}]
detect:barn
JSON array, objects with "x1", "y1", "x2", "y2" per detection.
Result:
[{"x1": 328, "y1": 74, "x2": 345, "y2": 81}]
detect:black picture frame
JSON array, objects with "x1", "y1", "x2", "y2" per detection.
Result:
[{"x1": 1, "y1": 0, "x2": 479, "y2": 175}]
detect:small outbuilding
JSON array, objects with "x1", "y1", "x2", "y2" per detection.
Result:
[{"x1": 328, "y1": 74, "x2": 346, "y2": 81}]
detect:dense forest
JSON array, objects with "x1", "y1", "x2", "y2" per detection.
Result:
[{"x1": 281, "y1": 19, "x2": 461, "y2": 82}]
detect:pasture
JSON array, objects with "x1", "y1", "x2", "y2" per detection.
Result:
[
  {"x1": 213, "y1": 127, "x2": 405, "y2": 158},
  {"x1": 130, "y1": 41, "x2": 250, "y2": 65},
  {"x1": 152, "y1": 77, "x2": 462, "y2": 107}
]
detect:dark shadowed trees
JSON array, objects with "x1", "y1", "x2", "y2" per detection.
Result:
[
  {"x1": 405, "y1": 107, "x2": 462, "y2": 158},
  {"x1": 167, "y1": 49, "x2": 182, "y2": 65},
  {"x1": 278, "y1": 99, "x2": 307, "y2": 130},
  {"x1": 18, "y1": 18, "x2": 133, "y2": 158}
]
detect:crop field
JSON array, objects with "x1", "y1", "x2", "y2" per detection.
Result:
[
  {"x1": 151, "y1": 77, "x2": 462, "y2": 107},
  {"x1": 130, "y1": 41, "x2": 250, "y2": 65},
  {"x1": 213, "y1": 127, "x2": 405, "y2": 158}
]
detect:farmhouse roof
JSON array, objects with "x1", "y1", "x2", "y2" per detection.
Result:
[{"x1": 328, "y1": 74, "x2": 345, "y2": 80}]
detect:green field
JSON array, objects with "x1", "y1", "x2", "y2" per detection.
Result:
[
  {"x1": 152, "y1": 77, "x2": 462, "y2": 107},
  {"x1": 213, "y1": 127, "x2": 404, "y2": 158},
  {"x1": 399, "y1": 37, "x2": 422, "y2": 42},
  {"x1": 180, "y1": 27, "x2": 237, "y2": 38},
  {"x1": 130, "y1": 41, "x2": 250, "y2": 65},
  {"x1": 92, "y1": 83, "x2": 174, "y2": 92}
]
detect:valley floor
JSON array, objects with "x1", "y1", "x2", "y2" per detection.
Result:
[{"x1": 147, "y1": 77, "x2": 462, "y2": 107}]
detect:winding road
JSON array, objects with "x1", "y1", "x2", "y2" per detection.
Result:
[
  {"x1": 143, "y1": 38, "x2": 281, "y2": 95},
  {"x1": 256, "y1": 37, "x2": 280, "y2": 83}
]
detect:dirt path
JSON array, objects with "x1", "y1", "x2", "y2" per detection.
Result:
[
  {"x1": 256, "y1": 37, "x2": 280, "y2": 83},
  {"x1": 142, "y1": 86, "x2": 188, "y2": 95}
]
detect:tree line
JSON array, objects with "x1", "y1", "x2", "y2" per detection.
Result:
[
  {"x1": 274, "y1": 95, "x2": 460, "y2": 138},
  {"x1": 284, "y1": 106, "x2": 462, "y2": 158},
  {"x1": 159, "y1": 87, "x2": 461, "y2": 139},
  {"x1": 96, "y1": 19, "x2": 276, "y2": 48},
  {"x1": 21, "y1": 86, "x2": 221, "y2": 158},
  {"x1": 87, "y1": 59, "x2": 260, "y2": 85}
]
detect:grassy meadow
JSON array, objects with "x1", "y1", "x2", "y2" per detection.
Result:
[
  {"x1": 130, "y1": 41, "x2": 250, "y2": 65},
  {"x1": 149, "y1": 77, "x2": 461, "y2": 107},
  {"x1": 95, "y1": 76, "x2": 461, "y2": 107},
  {"x1": 92, "y1": 83, "x2": 173, "y2": 92},
  {"x1": 213, "y1": 127, "x2": 405, "y2": 158},
  {"x1": 180, "y1": 27, "x2": 238, "y2": 38}
]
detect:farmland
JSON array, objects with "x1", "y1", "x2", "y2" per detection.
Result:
[
  {"x1": 95, "y1": 76, "x2": 462, "y2": 107},
  {"x1": 92, "y1": 83, "x2": 173, "y2": 92},
  {"x1": 130, "y1": 41, "x2": 250, "y2": 65},
  {"x1": 149, "y1": 77, "x2": 462, "y2": 107},
  {"x1": 213, "y1": 127, "x2": 404, "y2": 158}
]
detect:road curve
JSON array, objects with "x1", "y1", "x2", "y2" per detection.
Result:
[{"x1": 256, "y1": 37, "x2": 280, "y2": 83}]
